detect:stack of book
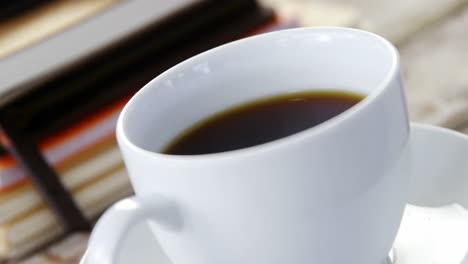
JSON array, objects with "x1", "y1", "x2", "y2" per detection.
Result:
[
  {"x1": 0, "y1": 98, "x2": 130, "y2": 258},
  {"x1": 0, "y1": 0, "x2": 273, "y2": 260}
]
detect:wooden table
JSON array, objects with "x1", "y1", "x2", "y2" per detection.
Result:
[{"x1": 16, "y1": 0, "x2": 468, "y2": 262}]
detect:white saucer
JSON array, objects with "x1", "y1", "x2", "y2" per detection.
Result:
[
  {"x1": 114, "y1": 124, "x2": 468, "y2": 264},
  {"x1": 392, "y1": 124, "x2": 468, "y2": 264}
]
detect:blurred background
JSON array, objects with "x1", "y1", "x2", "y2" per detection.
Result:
[{"x1": 0, "y1": 0, "x2": 467, "y2": 263}]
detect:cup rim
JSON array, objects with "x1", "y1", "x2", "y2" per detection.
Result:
[{"x1": 117, "y1": 27, "x2": 400, "y2": 161}]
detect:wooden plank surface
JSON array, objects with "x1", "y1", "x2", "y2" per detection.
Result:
[{"x1": 14, "y1": 0, "x2": 468, "y2": 263}]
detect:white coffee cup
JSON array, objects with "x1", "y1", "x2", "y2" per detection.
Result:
[{"x1": 82, "y1": 27, "x2": 412, "y2": 264}]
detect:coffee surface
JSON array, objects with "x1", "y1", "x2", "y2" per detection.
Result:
[{"x1": 163, "y1": 90, "x2": 364, "y2": 155}]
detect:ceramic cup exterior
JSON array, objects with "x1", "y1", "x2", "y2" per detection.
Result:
[{"x1": 82, "y1": 27, "x2": 410, "y2": 264}]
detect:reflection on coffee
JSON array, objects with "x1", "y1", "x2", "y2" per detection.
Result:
[{"x1": 163, "y1": 90, "x2": 364, "y2": 155}]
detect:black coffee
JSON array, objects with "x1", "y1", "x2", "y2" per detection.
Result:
[{"x1": 163, "y1": 90, "x2": 364, "y2": 155}]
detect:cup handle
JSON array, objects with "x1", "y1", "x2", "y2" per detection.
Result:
[{"x1": 81, "y1": 195, "x2": 173, "y2": 264}]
